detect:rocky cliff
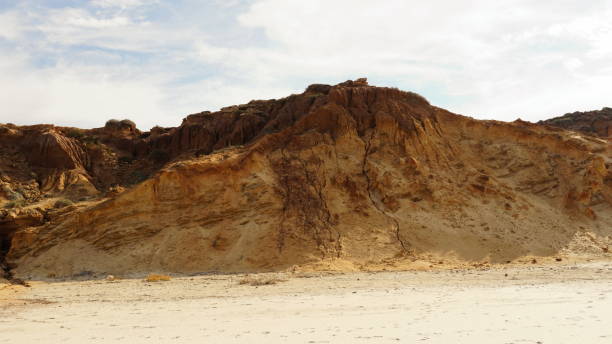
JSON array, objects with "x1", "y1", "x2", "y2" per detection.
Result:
[
  {"x1": 539, "y1": 107, "x2": 612, "y2": 139},
  {"x1": 1, "y1": 79, "x2": 611, "y2": 279}
]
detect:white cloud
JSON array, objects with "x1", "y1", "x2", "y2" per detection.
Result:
[
  {"x1": 0, "y1": 11, "x2": 24, "y2": 40},
  {"x1": 50, "y1": 8, "x2": 132, "y2": 28},
  {"x1": 2, "y1": 0, "x2": 612, "y2": 129},
  {"x1": 90, "y1": 0, "x2": 152, "y2": 9},
  {"x1": 34, "y1": 8, "x2": 162, "y2": 52},
  {"x1": 0, "y1": 53, "x2": 171, "y2": 130},
  {"x1": 211, "y1": 0, "x2": 244, "y2": 9},
  {"x1": 166, "y1": 77, "x2": 299, "y2": 117},
  {"x1": 230, "y1": 0, "x2": 612, "y2": 121}
]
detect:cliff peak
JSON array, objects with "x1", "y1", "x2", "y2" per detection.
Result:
[{"x1": 1, "y1": 81, "x2": 610, "y2": 279}]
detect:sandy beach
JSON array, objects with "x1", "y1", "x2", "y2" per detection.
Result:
[{"x1": 2, "y1": 260, "x2": 612, "y2": 343}]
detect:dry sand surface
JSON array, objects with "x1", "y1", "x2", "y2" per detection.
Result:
[{"x1": 2, "y1": 261, "x2": 612, "y2": 343}]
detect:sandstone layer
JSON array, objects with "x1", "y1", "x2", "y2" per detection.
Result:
[{"x1": 1, "y1": 79, "x2": 611, "y2": 278}]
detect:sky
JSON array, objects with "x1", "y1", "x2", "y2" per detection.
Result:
[{"x1": 1, "y1": 0, "x2": 611, "y2": 130}]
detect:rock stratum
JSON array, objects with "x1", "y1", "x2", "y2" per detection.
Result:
[{"x1": 1, "y1": 79, "x2": 611, "y2": 279}]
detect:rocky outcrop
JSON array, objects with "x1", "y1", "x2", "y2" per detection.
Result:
[
  {"x1": 539, "y1": 107, "x2": 612, "y2": 138},
  {"x1": 2, "y1": 79, "x2": 611, "y2": 278}
]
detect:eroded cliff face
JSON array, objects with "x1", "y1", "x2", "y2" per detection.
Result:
[
  {"x1": 539, "y1": 107, "x2": 612, "y2": 139},
  {"x1": 2, "y1": 79, "x2": 611, "y2": 278}
]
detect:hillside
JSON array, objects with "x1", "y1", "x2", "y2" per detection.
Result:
[
  {"x1": 539, "y1": 107, "x2": 612, "y2": 139},
  {"x1": 1, "y1": 79, "x2": 611, "y2": 279}
]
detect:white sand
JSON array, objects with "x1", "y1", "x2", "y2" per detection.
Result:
[{"x1": 2, "y1": 261, "x2": 612, "y2": 343}]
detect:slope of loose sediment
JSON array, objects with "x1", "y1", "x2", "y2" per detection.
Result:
[{"x1": 5, "y1": 79, "x2": 612, "y2": 278}]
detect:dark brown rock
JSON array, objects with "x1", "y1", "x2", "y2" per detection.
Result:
[{"x1": 539, "y1": 107, "x2": 612, "y2": 138}]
